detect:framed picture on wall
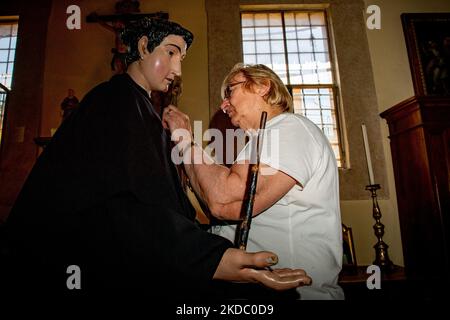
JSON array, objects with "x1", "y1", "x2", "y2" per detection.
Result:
[
  {"x1": 401, "y1": 13, "x2": 450, "y2": 96},
  {"x1": 342, "y1": 223, "x2": 357, "y2": 274}
]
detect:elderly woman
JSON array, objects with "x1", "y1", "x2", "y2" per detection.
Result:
[
  {"x1": 4, "y1": 20, "x2": 311, "y2": 296},
  {"x1": 163, "y1": 63, "x2": 344, "y2": 299}
]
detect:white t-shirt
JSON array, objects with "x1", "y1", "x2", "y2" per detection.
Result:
[{"x1": 211, "y1": 113, "x2": 344, "y2": 300}]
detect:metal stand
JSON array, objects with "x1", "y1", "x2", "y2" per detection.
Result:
[{"x1": 366, "y1": 184, "x2": 394, "y2": 272}]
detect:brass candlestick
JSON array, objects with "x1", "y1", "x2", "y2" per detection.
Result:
[{"x1": 366, "y1": 184, "x2": 394, "y2": 272}]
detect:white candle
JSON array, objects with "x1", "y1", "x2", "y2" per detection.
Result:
[{"x1": 361, "y1": 123, "x2": 375, "y2": 185}]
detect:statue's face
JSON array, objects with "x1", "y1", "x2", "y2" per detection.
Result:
[{"x1": 140, "y1": 35, "x2": 187, "y2": 92}]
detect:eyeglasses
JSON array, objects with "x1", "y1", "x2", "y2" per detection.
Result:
[{"x1": 224, "y1": 81, "x2": 246, "y2": 99}]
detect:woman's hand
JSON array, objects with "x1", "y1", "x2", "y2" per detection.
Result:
[
  {"x1": 213, "y1": 248, "x2": 312, "y2": 291},
  {"x1": 162, "y1": 105, "x2": 193, "y2": 145}
]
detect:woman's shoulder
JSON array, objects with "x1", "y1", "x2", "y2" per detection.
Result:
[
  {"x1": 271, "y1": 113, "x2": 315, "y2": 131},
  {"x1": 274, "y1": 113, "x2": 330, "y2": 147}
]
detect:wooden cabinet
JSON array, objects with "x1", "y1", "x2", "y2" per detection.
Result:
[{"x1": 380, "y1": 96, "x2": 450, "y2": 282}]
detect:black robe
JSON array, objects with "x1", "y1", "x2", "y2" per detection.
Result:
[{"x1": 3, "y1": 74, "x2": 233, "y2": 296}]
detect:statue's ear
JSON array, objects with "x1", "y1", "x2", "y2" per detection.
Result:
[{"x1": 137, "y1": 36, "x2": 149, "y2": 58}]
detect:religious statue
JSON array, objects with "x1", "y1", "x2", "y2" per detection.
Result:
[
  {"x1": 60, "y1": 88, "x2": 80, "y2": 121},
  {"x1": 86, "y1": 1, "x2": 168, "y2": 74},
  {"x1": 94, "y1": 0, "x2": 141, "y2": 74}
]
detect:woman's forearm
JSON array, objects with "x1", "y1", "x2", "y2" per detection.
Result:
[{"x1": 182, "y1": 143, "x2": 245, "y2": 220}]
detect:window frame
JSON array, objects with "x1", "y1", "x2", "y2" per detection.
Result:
[
  {"x1": 0, "y1": 18, "x2": 18, "y2": 146},
  {"x1": 240, "y1": 9, "x2": 346, "y2": 167}
]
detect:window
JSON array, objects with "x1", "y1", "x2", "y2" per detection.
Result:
[
  {"x1": 241, "y1": 11, "x2": 344, "y2": 167},
  {"x1": 0, "y1": 19, "x2": 18, "y2": 145}
]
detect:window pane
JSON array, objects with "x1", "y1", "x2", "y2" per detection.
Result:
[
  {"x1": 316, "y1": 52, "x2": 330, "y2": 64},
  {"x1": 286, "y1": 39, "x2": 297, "y2": 52},
  {"x1": 10, "y1": 36, "x2": 17, "y2": 48},
  {"x1": 303, "y1": 88, "x2": 319, "y2": 95},
  {"x1": 292, "y1": 89, "x2": 302, "y2": 110},
  {"x1": 256, "y1": 40, "x2": 271, "y2": 53},
  {"x1": 311, "y1": 26, "x2": 327, "y2": 39},
  {"x1": 310, "y1": 12, "x2": 325, "y2": 25},
  {"x1": 297, "y1": 27, "x2": 311, "y2": 39},
  {"x1": 305, "y1": 108, "x2": 322, "y2": 123},
  {"x1": 304, "y1": 95, "x2": 319, "y2": 109},
  {"x1": 242, "y1": 27, "x2": 254, "y2": 41},
  {"x1": 287, "y1": 53, "x2": 300, "y2": 69},
  {"x1": 5, "y1": 75, "x2": 11, "y2": 88},
  {"x1": 313, "y1": 39, "x2": 328, "y2": 52},
  {"x1": 272, "y1": 53, "x2": 287, "y2": 82},
  {"x1": 0, "y1": 63, "x2": 6, "y2": 74},
  {"x1": 256, "y1": 54, "x2": 271, "y2": 65},
  {"x1": 316, "y1": 53, "x2": 332, "y2": 84},
  {"x1": 242, "y1": 13, "x2": 255, "y2": 27},
  {"x1": 271, "y1": 40, "x2": 284, "y2": 53},
  {"x1": 7, "y1": 61, "x2": 14, "y2": 73},
  {"x1": 272, "y1": 53, "x2": 286, "y2": 66},
  {"x1": 243, "y1": 41, "x2": 255, "y2": 54},
  {"x1": 270, "y1": 27, "x2": 283, "y2": 40},
  {"x1": 299, "y1": 53, "x2": 314, "y2": 65},
  {"x1": 284, "y1": 12, "x2": 295, "y2": 26},
  {"x1": 298, "y1": 40, "x2": 313, "y2": 52},
  {"x1": 243, "y1": 54, "x2": 257, "y2": 64},
  {"x1": 11, "y1": 24, "x2": 18, "y2": 35},
  {"x1": 323, "y1": 125, "x2": 334, "y2": 138},
  {"x1": 318, "y1": 69, "x2": 332, "y2": 83},
  {"x1": 285, "y1": 26, "x2": 296, "y2": 39},
  {"x1": 0, "y1": 37, "x2": 11, "y2": 49},
  {"x1": 8, "y1": 49, "x2": 15, "y2": 62},
  {"x1": 268, "y1": 13, "x2": 282, "y2": 26},
  {"x1": 295, "y1": 13, "x2": 310, "y2": 26},
  {"x1": 0, "y1": 73, "x2": 7, "y2": 86},
  {"x1": 0, "y1": 50, "x2": 8, "y2": 61},
  {"x1": 320, "y1": 94, "x2": 332, "y2": 108},
  {"x1": 254, "y1": 13, "x2": 268, "y2": 26},
  {"x1": 304, "y1": 72, "x2": 318, "y2": 83},
  {"x1": 255, "y1": 27, "x2": 269, "y2": 40},
  {"x1": 287, "y1": 53, "x2": 300, "y2": 83},
  {"x1": 321, "y1": 109, "x2": 334, "y2": 125}
]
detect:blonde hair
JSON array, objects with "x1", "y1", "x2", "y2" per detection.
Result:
[{"x1": 221, "y1": 63, "x2": 293, "y2": 112}]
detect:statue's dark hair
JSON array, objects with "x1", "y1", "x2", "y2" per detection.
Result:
[{"x1": 121, "y1": 17, "x2": 194, "y2": 65}]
